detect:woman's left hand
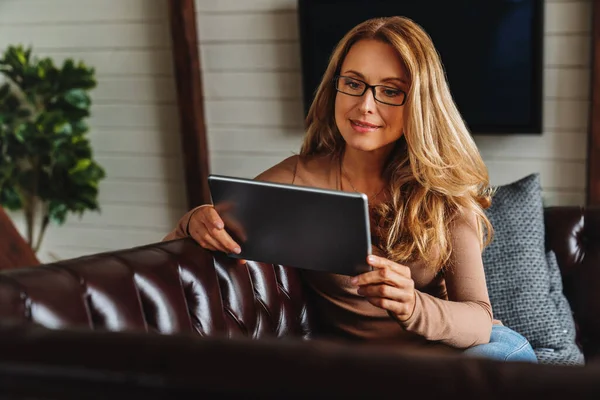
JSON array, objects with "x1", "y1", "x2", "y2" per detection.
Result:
[{"x1": 351, "y1": 255, "x2": 417, "y2": 322}]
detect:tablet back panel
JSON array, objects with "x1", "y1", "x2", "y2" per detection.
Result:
[{"x1": 208, "y1": 175, "x2": 372, "y2": 276}]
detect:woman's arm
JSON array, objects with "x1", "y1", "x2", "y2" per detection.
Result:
[
  {"x1": 162, "y1": 155, "x2": 299, "y2": 242},
  {"x1": 397, "y1": 209, "x2": 493, "y2": 348}
]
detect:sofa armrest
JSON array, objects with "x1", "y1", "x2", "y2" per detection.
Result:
[{"x1": 544, "y1": 206, "x2": 600, "y2": 360}]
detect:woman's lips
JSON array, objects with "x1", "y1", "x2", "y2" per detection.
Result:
[{"x1": 350, "y1": 119, "x2": 381, "y2": 133}]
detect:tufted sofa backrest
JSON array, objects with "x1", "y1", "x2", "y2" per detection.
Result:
[
  {"x1": 0, "y1": 206, "x2": 599, "y2": 359},
  {"x1": 0, "y1": 239, "x2": 315, "y2": 339}
]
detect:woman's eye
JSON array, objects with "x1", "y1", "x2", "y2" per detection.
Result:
[
  {"x1": 382, "y1": 88, "x2": 401, "y2": 97},
  {"x1": 345, "y1": 79, "x2": 360, "y2": 89}
]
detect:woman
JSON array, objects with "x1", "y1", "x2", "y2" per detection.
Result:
[{"x1": 164, "y1": 16, "x2": 537, "y2": 362}]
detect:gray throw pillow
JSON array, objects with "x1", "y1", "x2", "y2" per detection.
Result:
[{"x1": 481, "y1": 173, "x2": 584, "y2": 365}]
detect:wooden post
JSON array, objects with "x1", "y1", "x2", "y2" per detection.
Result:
[
  {"x1": 0, "y1": 207, "x2": 39, "y2": 270},
  {"x1": 589, "y1": 0, "x2": 600, "y2": 205},
  {"x1": 167, "y1": 0, "x2": 211, "y2": 208}
]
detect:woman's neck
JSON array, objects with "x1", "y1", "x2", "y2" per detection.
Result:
[
  {"x1": 341, "y1": 146, "x2": 390, "y2": 181},
  {"x1": 340, "y1": 146, "x2": 393, "y2": 198}
]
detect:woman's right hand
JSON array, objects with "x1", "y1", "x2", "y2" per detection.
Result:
[{"x1": 187, "y1": 205, "x2": 247, "y2": 264}]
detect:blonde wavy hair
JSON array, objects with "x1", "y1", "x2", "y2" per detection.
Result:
[{"x1": 300, "y1": 16, "x2": 494, "y2": 271}]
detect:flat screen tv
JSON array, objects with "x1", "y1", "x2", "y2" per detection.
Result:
[{"x1": 298, "y1": 0, "x2": 544, "y2": 134}]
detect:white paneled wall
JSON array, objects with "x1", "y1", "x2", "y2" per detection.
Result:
[
  {"x1": 0, "y1": 0, "x2": 187, "y2": 262},
  {"x1": 198, "y1": 0, "x2": 591, "y2": 207},
  {"x1": 476, "y1": 0, "x2": 591, "y2": 206},
  {"x1": 0, "y1": 0, "x2": 592, "y2": 262}
]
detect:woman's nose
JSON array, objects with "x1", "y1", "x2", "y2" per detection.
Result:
[{"x1": 357, "y1": 87, "x2": 377, "y2": 113}]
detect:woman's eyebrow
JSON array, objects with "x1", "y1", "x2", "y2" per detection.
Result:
[
  {"x1": 342, "y1": 70, "x2": 408, "y2": 85},
  {"x1": 382, "y1": 76, "x2": 408, "y2": 85},
  {"x1": 341, "y1": 70, "x2": 366, "y2": 79}
]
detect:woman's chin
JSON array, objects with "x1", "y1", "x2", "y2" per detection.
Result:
[{"x1": 342, "y1": 136, "x2": 389, "y2": 153}]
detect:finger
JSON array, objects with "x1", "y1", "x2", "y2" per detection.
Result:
[
  {"x1": 220, "y1": 213, "x2": 247, "y2": 243},
  {"x1": 199, "y1": 242, "x2": 218, "y2": 251},
  {"x1": 198, "y1": 206, "x2": 225, "y2": 230},
  {"x1": 194, "y1": 234, "x2": 218, "y2": 251},
  {"x1": 198, "y1": 206, "x2": 242, "y2": 252},
  {"x1": 191, "y1": 227, "x2": 228, "y2": 253},
  {"x1": 357, "y1": 284, "x2": 413, "y2": 303},
  {"x1": 195, "y1": 210, "x2": 241, "y2": 253},
  {"x1": 366, "y1": 255, "x2": 411, "y2": 277},
  {"x1": 352, "y1": 268, "x2": 413, "y2": 288},
  {"x1": 237, "y1": 258, "x2": 247, "y2": 265},
  {"x1": 211, "y1": 226, "x2": 242, "y2": 254}
]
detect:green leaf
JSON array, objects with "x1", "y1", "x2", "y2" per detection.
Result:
[
  {"x1": 16, "y1": 49, "x2": 27, "y2": 65},
  {"x1": 63, "y1": 89, "x2": 90, "y2": 110},
  {"x1": 48, "y1": 201, "x2": 68, "y2": 225},
  {"x1": 54, "y1": 121, "x2": 72, "y2": 135},
  {"x1": 36, "y1": 64, "x2": 46, "y2": 79},
  {"x1": 69, "y1": 159, "x2": 105, "y2": 186},
  {"x1": 71, "y1": 120, "x2": 88, "y2": 135},
  {"x1": 13, "y1": 123, "x2": 28, "y2": 143},
  {"x1": 0, "y1": 186, "x2": 23, "y2": 210},
  {"x1": 68, "y1": 158, "x2": 91, "y2": 175}
]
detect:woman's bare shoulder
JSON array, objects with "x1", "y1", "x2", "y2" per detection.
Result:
[
  {"x1": 254, "y1": 153, "x2": 335, "y2": 187},
  {"x1": 301, "y1": 153, "x2": 335, "y2": 173},
  {"x1": 254, "y1": 155, "x2": 299, "y2": 184}
]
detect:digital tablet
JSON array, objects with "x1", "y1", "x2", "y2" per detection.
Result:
[{"x1": 207, "y1": 174, "x2": 372, "y2": 276}]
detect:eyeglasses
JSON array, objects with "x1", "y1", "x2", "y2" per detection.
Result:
[{"x1": 333, "y1": 75, "x2": 407, "y2": 106}]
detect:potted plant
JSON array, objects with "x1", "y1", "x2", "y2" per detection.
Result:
[{"x1": 0, "y1": 45, "x2": 105, "y2": 253}]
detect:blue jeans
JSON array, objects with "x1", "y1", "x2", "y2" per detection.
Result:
[{"x1": 463, "y1": 325, "x2": 538, "y2": 363}]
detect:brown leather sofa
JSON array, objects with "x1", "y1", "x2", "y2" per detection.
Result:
[{"x1": 0, "y1": 206, "x2": 599, "y2": 399}]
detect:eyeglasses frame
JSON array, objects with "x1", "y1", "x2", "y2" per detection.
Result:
[{"x1": 333, "y1": 75, "x2": 407, "y2": 106}]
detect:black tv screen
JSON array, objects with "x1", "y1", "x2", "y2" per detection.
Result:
[{"x1": 298, "y1": 0, "x2": 544, "y2": 134}]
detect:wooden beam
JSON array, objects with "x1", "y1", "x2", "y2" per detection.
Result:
[
  {"x1": 0, "y1": 207, "x2": 39, "y2": 270},
  {"x1": 589, "y1": 0, "x2": 600, "y2": 205},
  {"x1": 167, "y1": 0, "x2": 211, "y2": 208}
]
